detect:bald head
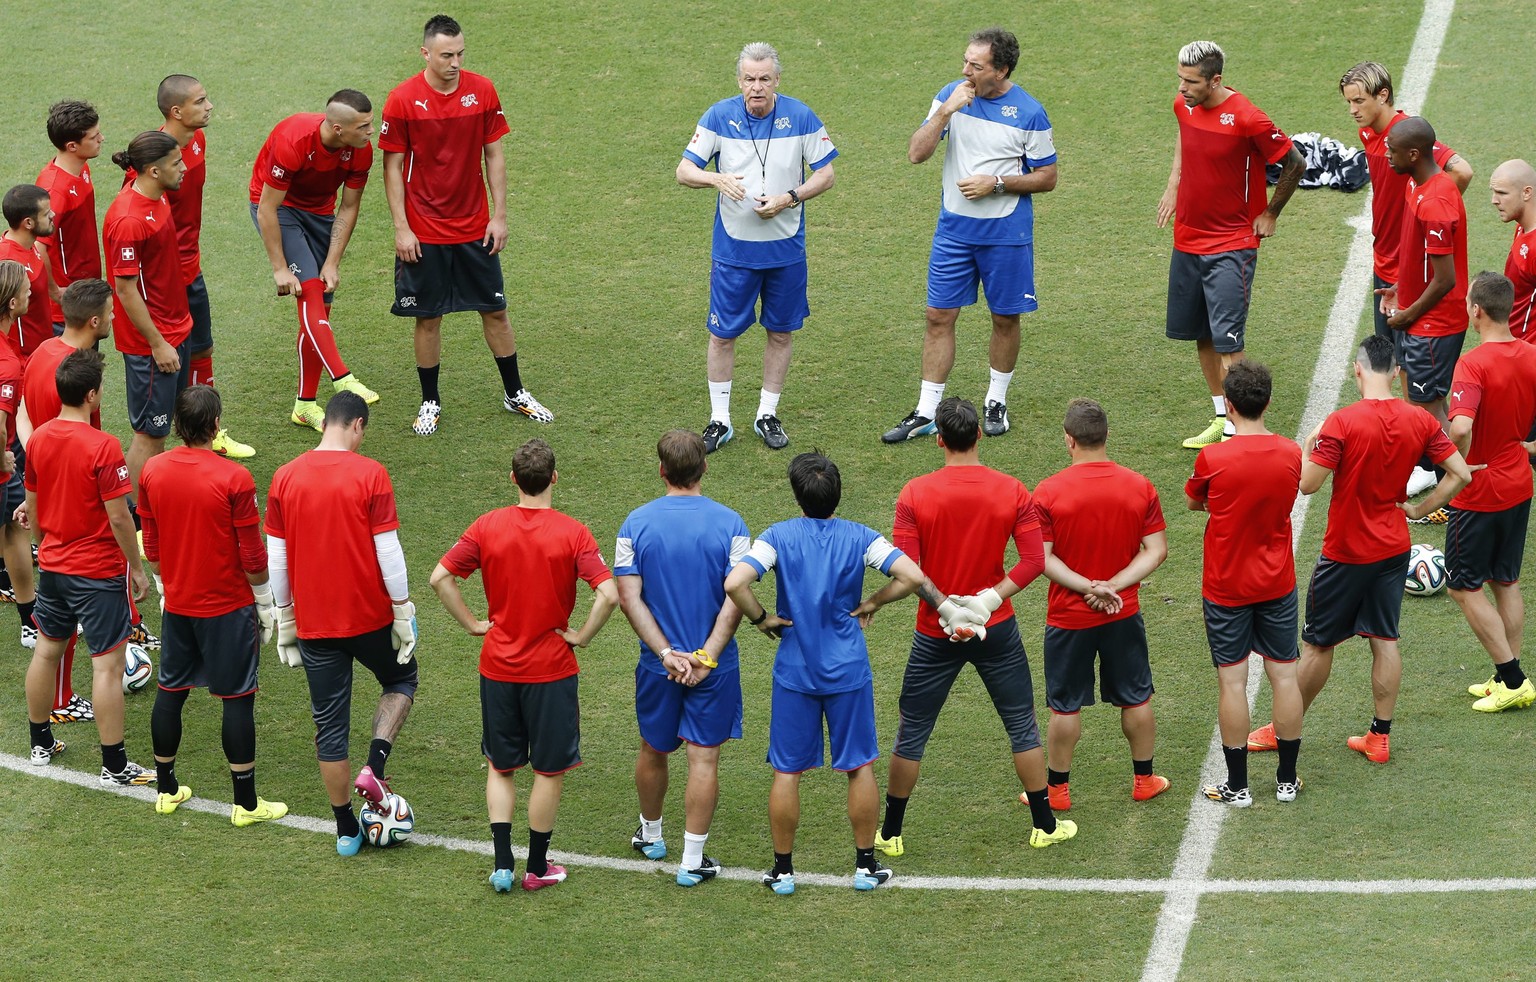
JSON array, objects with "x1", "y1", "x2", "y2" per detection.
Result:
[
  {"x1": 1388, "y1": 115, "x2": 1435, "y2": 154},
  {"x1": 1492, "y1": 159, "x2": 1536, "y2": 190},
  {"x1": 1490, "y1": 159, "x2": 1536, "y2": 224},
  {"x1": 157, "y1": 74, "x2": 201, "y2": 116}
]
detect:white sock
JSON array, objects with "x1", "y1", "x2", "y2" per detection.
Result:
[
  {"x1": 757, "y1": 388, "x2": 781, "y2": 420},
  {"x1": 682, "y1": 831, "x2": 708, "y2": 870},
  {"x1": 916, "y1": 380, "x2": 946, "y2": 419},
  {"x1": 641, "y1": 814, "x2": 663, "y2": 842},
  {"x1": 1211, "y1": 394, "x2": 1226, "y2": 417},
  {"x1": 709, "y1": 381, "x2": 732, "y2": 425},
  {"x1": 986, "y1": 369, "x2": 1013, "y2": 406},
  {"x1": 1223, "y1": 418, "x2": 1235, "y2": 436}
]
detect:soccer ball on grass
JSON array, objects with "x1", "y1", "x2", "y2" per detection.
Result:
[
  {"x1": 361, "y1": 792, "x2": 415, "y2": 847},
  {"x1": 1404, "y1": 544, "x2": 1447, "y2": 597}
]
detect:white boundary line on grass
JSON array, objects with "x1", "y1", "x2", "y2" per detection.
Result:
[
  {"x1": 1139, "y1": 3, "x2": 1458, "y2": 978},
  {"x1": 8, "y1": 751, "x2": 1536, "y2": 895}
]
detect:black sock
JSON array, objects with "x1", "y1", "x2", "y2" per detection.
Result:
[
  {"x1": 1047, "y1": 768, "x2": 1070, "y2": 787},
  {"x1": 1499, "y1": 658, "x2": 1527, "y2": 689},
  {"x1": 366, "y1": 738, "x2": 392, "y2": 777},
  {"x1": 334, "y1": 804, "x2": 359, "y2": 839},
  {"x1": 880, "y1": 793, "x2": 908, "y2": 839},
  {"x1": 1133, "y1": 758, "x2": 1153, "y2": 777},
  {"x1": 494, "y1": 353, "x2": 523, "y2": 399},
  {"x1": 158, "y1": 759, "x2": 179, "y2": 796},
  {"x1": 29, "y1": 720, "x2": 53, "y2": 750},
  {"x1": 527, "y1": 828, "x2": 553, "y2": 876},
  {"x1": 856, "y1": 847, "x2": 876, "y2": 872},
  {"x1": 1222, "y1": 746, "x2": 1248, "y2": 791},
  {"x1": 17, "y1": 598, "x2": 34, "y2": 628},
  {"x1": 491, "y1": 822, "x2": 514, "y2": 871},
  {"x1": 1370, "y1": 717, "x2": 1391, "y2": 736},
  {"x1": 128, "y1": 498, "x2": 141, "y2": 532},
  {"x1": 1024, "y1": 787, "x2": 1057, "y2": 833},
  {"x1": 101, "y1": 741, "x2": 127, "y2": 774},
  {"x1": 0, "y1": 566, "x2": 10, "y2": 590},
  {"x1": 1276, "y1": 738, "x2": 1301, "y2": 785},
  {"x1": 773, "y1": 851, "x2": 794, "y2": 875},
  {"x1": 231, "y1": 769, "x2": 257, "y2": 811},
  {"x1": 418, "y1": 364, "x2": 441, "y2": 404}
]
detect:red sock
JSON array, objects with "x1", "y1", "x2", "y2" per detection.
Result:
[
  {"x1": 190, "y1": 355, "x2": 214, "y2": 388},
  {"x1": 297, "y1": 332, "x2": 322, "y2": 401},
  {"x1": 54, "y1": 634, "x2": 77, "y2": 709},
  {"x1": 297, "y1": 282, "x2": 349, "y2": 380}
]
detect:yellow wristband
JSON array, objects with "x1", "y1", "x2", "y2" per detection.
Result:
[{"x1": 694, "y1": 648, "x2": 718, "y2": 669}]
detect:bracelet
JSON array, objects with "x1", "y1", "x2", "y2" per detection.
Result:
[
  {"x1": 787, "y1": 188, "x2": 801, "y2": 207},
  {"x1": 694, "y1": 648, "x2": 718, "y2": 669},
  {"x1": 749, "y1": 609, "x2": 768, "y2": 626},
  {"x1": 658, "y1": 646, "x2": 674, "y2": 660}
]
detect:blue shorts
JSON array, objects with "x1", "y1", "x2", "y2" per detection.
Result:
[
  {"x1": 707, "y1": 259, "x2": 809, "y2": 338},
  {"x1": 767, "y1": 679, "x2": 878, "y2": 773},
  {"x1": 926, "y1": 237, "x2": 1037, "y2": 314},
  {"x1": 635, "y1": 663, "x2": 743, "y2": 752}
]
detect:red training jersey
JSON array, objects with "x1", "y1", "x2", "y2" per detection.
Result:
[
  {"x1": 1034, "y1": 460, "x2": 1166, "y2": 629},
  {"x1": 1185, "y1": 434, "x2": 1301, "y2": 606},
  {"x1": 265, "y1": 450, "x2": 399, "y2": 639},
  {"x1": 892, "y1": 465, "x2": 1041, "y2": 638},
  {"x1": 1312, "y1": 399, "x2": 1456, "y2": 563},
  {"x1": 35, "y1": 160, "x2": 101, "y2": 324},
  {"x1": 0, "y1": 234, "x2": 51, "y2": 359},
  {"x1": 1447, "y1": 340, "x2": 1536, "y2": 512},
  {"x1": 102, "y1": 185, "x2": 193, "y2": 354},
  {"x1": 1358, "y1": 112, "x2": 1454, "y2": 284},
  {"x1": 439, "y1": 505, "x2": 612, "y2": 684},
  {"x1": 140, "y1": 447, "x2": 262, "y2": 617},
  {"x1": 1172, "y1": 91, "x2": 1293, "y2": 255},
  {"x1": 24, "y1": 418, "x2": 132, "y2": 578},
  {"x1": 0, "y1": 342, "x2": 20, "y2": 473},
  {"x1": 248, "y1": 114, "x2": 373, "y2": 216},
  {"x1": 1505, "y1": 224, "x2": 1536, "y2": 342},
  {"x1": 23, "y1": 336, "x2": 100, "y2": 431},
  {"x1": 379, "y1": 71, "x2": 509, "y2": 245},
  {"x1": 1397, "y1": 171, "x2": 1468, "y2": 338},
  {"x1": 123, "y1": 130, "x2": 207, "y2": 284}
]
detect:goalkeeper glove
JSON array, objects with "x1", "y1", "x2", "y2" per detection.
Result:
[
  {"x1": 154, "y1": 574, "x2": 165, "y2": 615},
  {"x1": 391, "y1": 600, "x2": 418, "y2": 664},
  {"x1": 251, "y1": 581, "x2": 278, "y2": 645},
  {"x1": 955, "y1": 588, "x2": 1004, "y2": 624},
  {"x1": 276, "y1": 606, "x2": 302, "y2": 668}
]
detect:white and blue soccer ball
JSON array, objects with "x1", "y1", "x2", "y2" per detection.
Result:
[
  {"x1": 1405, "y1": 544, "x2": 1448, "y2": 597},
  {"x1": 122, "y1": 643, "x2": 153, "y2": 693},
  {"x1": 361, "y1": 792, "x2": 415, "y2": 847}
]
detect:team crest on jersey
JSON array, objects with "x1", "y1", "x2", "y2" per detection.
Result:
[
  {"x1": 460, "y1": 93, "x2": 479, "y2": 108},
  {"x1": 774, "y1": 116, "x2": 790, "y2": 129},
  {"x1": 116, "y1": 465, "x2": 129, "y2": 482},
  {"x1": 193, "y1": 143, "x2": 202, "y2": 155},
  {"x1": 0, "y1": 384, "x2": 12, "y2": 399},
  {"x1": 120, "y1": 247, "x2": 135, "y2": 262},
  {"x1": 1522, "y1": 244, "x2": 1529, "y2": 259},
  {"x1": 380, "y1": 121, "x2": 390, "y2": 135},
  {"x1": 271, "y1": 165, "x2": 286, "y2": 180},
  {"x1": 1219, "y1": 113, "x2": 1235, "y2": 126},
  {"x1": 341, "y1": 150, "x2": 353, "y2": 162},
  {"x1": 1001, "y1": 105, "x2": 1018, "y2": 118}
]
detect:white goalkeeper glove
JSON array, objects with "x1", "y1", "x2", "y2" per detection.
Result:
[
  {"x1": 251, "y1": 581, "x2": 278, "y2": 645},
  {"x1": 154, "y1": 574, "x2": 165, "y2": 615},
  {"x1": 937, "y1": 597, "x2": 986, "y2": 635},
  {"x1": 276, "y1": 606, "x2": 302, "y2": 668},
  {"x1": 391, "y1": 600, "x2": 418, "y2": 664},
  {"x1": 955, "y1": 588, "x2": 1004, "y2": 623}
]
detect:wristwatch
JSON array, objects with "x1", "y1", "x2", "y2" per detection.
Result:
[
  {"x1": 993, "y1": 176, "x2": 1006, "y2": 195},
  {"x1": 787, "y1": 188, "x2": 801, "y2": 208}
]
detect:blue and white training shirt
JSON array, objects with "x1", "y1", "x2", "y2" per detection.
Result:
[
  {"x1": 741, "y1": 516, "x2": 902, "y2": 695},
  {"x1": 683, "y1": 94, "x2": 838, "y2": 270},
  {"x1": 614, "y1": 495, "x2": 751, "y2": 676},
  {"x1": 928, "y1": 80, "x2": 1056, "y2": 246}
]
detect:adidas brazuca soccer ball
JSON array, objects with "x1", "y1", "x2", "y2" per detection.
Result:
[
  {"x1": 361, "y1": 792, "x2": 415, "y2": 847},
  {"x1": 122, "y1": 643, "x2": 153, "y2": 693},
  {"x1": 1405, "y1": 543, "x2": 1448, "y2": 597}
]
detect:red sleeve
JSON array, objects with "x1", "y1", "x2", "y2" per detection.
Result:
[
  {"x1": 95, "y1": 443, "x2": 132, "y2": 502},
  {"x1": 1006, "y1": 500, "x2": 1045, "y2": 590},
  {"x1": 378, "y1": 91, "x2": 409, "y2": 153},
  {"x1": 263, "y1": 480, "x2": 285, "y2": 536},
  {"x1": 1447, "y1": 361, "x2": 1482, "y2": 421},
  {"x1": 264, "y1": 131, "x2": 304, "y2": 192},
  {"x1": 230, "y1": 473, "x2": 260, "y2": 528},
  {"x1": 344, "y1": 144, "x2": 373, "y2": 190},
  {"x1": 1185, "y1": 450, "x2": 1212, "y2": 503},
  {"x1": 1432, "y1": 142, "x2": 1455, "y2": 168},
  {"x1": 1425, "y1": 418, "x2": 1457, "y2": 464},
  {"x1": 1246, "y1": 105, "x2": 1293, "y2": 164},
  {"x1": 575, "y1": 526, "x2": 612, "y2": 589},
  {"x1": 140, "y1": 509, "x2": 160, "y2": 563},
  {"x1": 483, "y1": 82, "x2": 510, "y2": 144},
  {"x1": 367, "y1": 468, "x2": 400, "y2": 534},
  {"x1": 1143, "y1": 484, "x2": 1168, "y2": 535},
  {"x1": 892, "y1": 487, "x2": 919, "y2": 563},
  {"x1": 1422, "y1": 195, "x2": 1458, "y2": 256},
  {"x1": 104, "y1": 219, "x2": 147, "y2": 277},
  {"x1": 440, "y1": 529, "x2": 482, "y2": 578},
  {"x1": 236, "y1": 522, "x2": 268, "y2": 574},
  {"x1": 1034, "y1": 490, "x2": 1056, "y2": 543},
  {"x1": 1311, "y1": 415, "x2": 1344, "y2": 471},
  {"x1": 0, "y1": 376, "x2": 19, "y2": 417}
]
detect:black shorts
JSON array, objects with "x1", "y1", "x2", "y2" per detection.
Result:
[
  {"x1": 392, "y1": 241, "x2": 506, "y2": 318},
  {"x1": 248, "y1": 203, "x2": 337, "y2": 303},
  {"x1": 123, "y1": 345, "x2": 190, "y2": 438},
  {"x1": 1, "y1": 437, "x2": 24, "y2": 520},
  {"x1": 185, "y1": 274, "x2": 213, "y2": 353},
  {"x1": 480, "y1": 674, "x2": 582, "y2": 775},
  {"x1": 1203, "y1": 592, "x2": 1299, "y2": 667},
  {"x1": 35, "y1": 569, "x2": 132, "y2": 656},
  {"x1": 1165, "y1": 248, "x2": 1256, "y2": 353},
  {"x1": 158, "y1": 606, "x2": 261, "y2": 698},
  {"x1": 1397, "y1": 331, "x2": 1465, "y2": 403},
  {"x1": 298, "y1": 625, "x2": 419, "y2": 762},
  {"x1": 1043, "y1": 613, "x2": 1154, "y2": 713},
  {"x1": 1446, "y1": 501, "x2": 1530, "y2": 591},
  {"x1": 891, "y1": 616, "x2": 1041, "y2": 760},
  {"x1": 1371, "y1": 274, "x2": 1393, "y2": 341},
  {"x1": 1303, "y1": 551, "x2": 1410, "y2": 647}
]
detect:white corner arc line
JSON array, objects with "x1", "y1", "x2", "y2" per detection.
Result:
[
  {"x1": 9, "y1": 752, "x2": 1536, "y2": 895},
  {"x1": 1139, "y1": 3, "x2": 1458, "y2": 979}
]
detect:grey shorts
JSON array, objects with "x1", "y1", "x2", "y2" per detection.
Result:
[
  {"x1": 1043, "y1": 613, "x2": 1154, "y2": 712},
  {"x1": 1166, "y1": 248, "x2": 1257, "y2": 353},
  {"x1": 298, "y1": 625, "x2": 419, "y2": 762},
  {"x1": 158, "y1": 606, "x2": 261, "y2": 698},
  {"x1": 35, "y1": 569, "x2": 132, "y2": 656},
  {"x1": 248, "y1": 202, "x2": 336, "y2": 303},
  {"x1": 1398, "y1": 331, "x2": 1465, "y2": 403},
  {"x1": 892, "y1": 616, "x2": 1041, "y2": 760},
  {"x1": 186, "y1": 274, "x2": 213, "y2": 353},
  {"x1": 1203, "y1": 591, "x2": 1300, "y2": 667},
  {"x1": 123, "y1": 345, "x2": 190, "y2": 438}
]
